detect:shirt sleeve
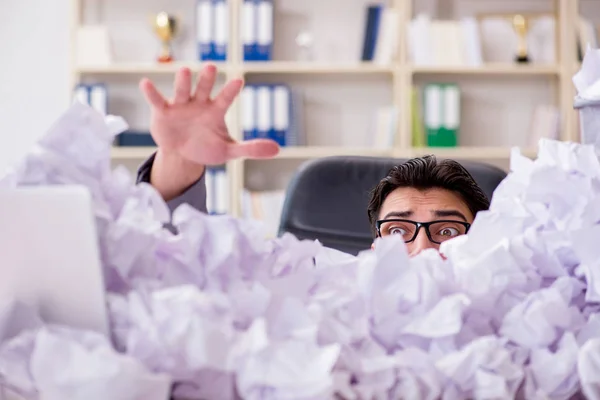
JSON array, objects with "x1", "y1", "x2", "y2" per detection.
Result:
[{"x1": 136, "y1": 152, "x2": 208, "y2": 214}]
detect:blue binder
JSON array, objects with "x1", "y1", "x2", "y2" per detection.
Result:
[
  {"x1": 242, "y1": 0, "x2": 257, "y2": 61},
  {"x1": 361, "y1": 5, "x2": 382, "y2": 61},
  {"x1": 254, "y1": 0, "x2": 273, "y2": 61},
  {"x1": 212, "y1": 0, "x2": 227, "y2": 61},
  {"x1": 271, "y1": 84, "x2": 290, "y2": 146},
  {"x1": 242, "y1": 85, "x2": 257, "y2": 140},
  {"x1": 196, "y1": 0, "x2": 213, "y2": 60}
]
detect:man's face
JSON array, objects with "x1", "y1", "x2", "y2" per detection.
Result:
[{"x1": 375, "y1": 187, "x2": 474, "y2": 257}]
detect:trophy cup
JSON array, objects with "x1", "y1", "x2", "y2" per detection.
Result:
[
  {"x1": 512, "y1": 14, "x2": 530, "y2": 63},
  {"x1": 153, "y1": 12, "x2": 178, "y2": 63}
]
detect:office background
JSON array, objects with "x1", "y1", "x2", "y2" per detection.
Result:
[{"x1": 0, "y1": 0, "x2": 598, "y2": 238}]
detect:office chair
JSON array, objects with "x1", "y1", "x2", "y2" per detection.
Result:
[{"x1": 277, "y1": 155, "x2": 507, "y2": 255}]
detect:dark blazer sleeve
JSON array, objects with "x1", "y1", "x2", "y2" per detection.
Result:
[{"x1": 136, "y1": 153, "x2": 208, "y2": 214}]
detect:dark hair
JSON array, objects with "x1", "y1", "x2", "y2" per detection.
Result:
[{"x1": 367, "y1": 155, "x2": 490, "y2": 237}]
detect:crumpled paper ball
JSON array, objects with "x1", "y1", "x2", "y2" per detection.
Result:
[{"x1": 3, "y1": 98, "x2": 600, "y2": 400}]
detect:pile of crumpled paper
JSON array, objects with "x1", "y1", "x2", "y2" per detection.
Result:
[{"x1": 2, "y1": 51, "x2": 600, "y2": 400}]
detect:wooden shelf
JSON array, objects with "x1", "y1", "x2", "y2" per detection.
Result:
[
  {"x1": 242, "y1": 62, "x2": 394, "y2": 75},
  {"x1": 272, "y1": 146, "x2": 392, "y2": 159},
  {"x1": 410, "y1": 64, "x2": 560, "y2": 76},
  {"x1": 77, "y1": 62, "x2": 228, "y2": 74},
  {"x1": 397, "y1": 146, "x2": 538, "y2": 159},
  {"x1": 111, "y1": 145, "x2": 538, "y2": 162}
]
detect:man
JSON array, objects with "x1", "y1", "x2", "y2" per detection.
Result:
[
  {"x1": 136, "y1": 66, "x2": 490, "y2": 256},
  {"x1": 366, "y1": 156, "x2": 489, "y2": 256}
]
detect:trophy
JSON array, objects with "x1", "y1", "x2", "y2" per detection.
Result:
[
  {"x1": 512, "y1": 14, "x2": 530, "y2": 63},
  {"x1": 152, "y1": 12, "x2": 178, "y2": 63}
]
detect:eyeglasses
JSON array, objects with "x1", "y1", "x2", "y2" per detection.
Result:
[{"x1": 375, "y1": 219, "x2": 471, "y2": 244}]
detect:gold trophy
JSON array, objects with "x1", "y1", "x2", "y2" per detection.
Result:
[
  {"x1": 153, "y1": 12, "x2": 178, "y2": 63},
  {"x1": 512, "y1": 14, "x2": 530, "y2": 63}
]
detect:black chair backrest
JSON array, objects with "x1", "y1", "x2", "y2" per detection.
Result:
[{"x1": 278, "y1": 156, "x2": 507, "y2": 255}]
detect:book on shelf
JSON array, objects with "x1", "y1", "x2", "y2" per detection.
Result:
[
  {"x1": 371, "y1": 106, "x2": 397, "y2": 148},
  {"x1": 408, "y1": 14, "x2": 482, "y2": 67},
  {"x1": 196, "y1": 0, "x2": 230, "y2": 61},
  {"x1": 206, "y1": 166, "x2": 228, "y2": 215},
  {"x1": 421, "y1": 83, "x2": 460, "y2": 147},
  {"x1": 241, "y1": 189, "x2": 286, "y2": 238},
  {"x1": 360, "y1": 4, "x2": 398, "y2": 64},
  {"x1": 241, "y1": 84, "x2": 305, "y2": 147},
  {"x1": 242, "y1": 0, "x2": 273, "y2": 61}
]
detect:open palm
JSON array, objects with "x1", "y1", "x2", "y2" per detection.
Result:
[{"x1": 139, "y1": 65, "x2": 279, "y2": 166}]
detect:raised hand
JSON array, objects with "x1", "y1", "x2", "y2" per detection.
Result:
[
  {"x1": 139, "y1": 65, "x2": 279, "y2": 200},
  {"x1": 141, "y1": 64, "x2": 279, "y2": 165}
]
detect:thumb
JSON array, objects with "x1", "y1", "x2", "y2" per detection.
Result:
[{"x1": 226, "y1": 139, "x2": 280, "y2": 159}]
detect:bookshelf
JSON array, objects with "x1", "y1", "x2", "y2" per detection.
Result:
[{"x1": 71, "y1": 0, "x2": 590, "y2": 221}]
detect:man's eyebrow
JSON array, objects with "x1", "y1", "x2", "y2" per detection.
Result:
[
  {"x1": 433, "y1": 209, "x2": 468, "y2": 222},
  {"x1": 382, "y1": 211, "x2": 412, "y2": 219}
]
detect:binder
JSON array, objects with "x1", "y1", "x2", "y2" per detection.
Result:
[
  {"x1": 89, "y1": 84, "x2": 108, "y2": 115},
  {"x1": 215, "y1": 167, "x2": 228, "y2": 214},
  {"x1": 242, "y1": 0, "x2": 257, "y2": 61},
  {"x1": 423, "y1": 83, "x2": 442, "y2": 147},
  {"x1": 361, "y1": 5, "x2": 383, "y2": 61},
  {"x1": 196, "y1": 0, "x2": 213, "y2": 60},
  {"x1": 73, "y1": 84, "x2": 108, "y2": 115},
  {"x1": 74, "y1": 84, "x2": 89, "y2": 105},
  {"x1": 241, "y1": 85, "x2": 257, "y2": 140},
  {"x1": 255, "y1": 0, "x2": 273, "y2": 61},
  {"x1": 256, "y1": 85, "x2": 272, "y2": 140},
  {"x1": 440, "y1": 84, "x2": 459, "y2": 147},
  {"x1": 288, "y1": 89, "x2": 305, "y2": 146},
  {"x1": 212, "y1": 0, "x2": 228, "y2": 61},
  {"x1": 411, "y1": 86, "x2": 425, "y2": 147},
  {"x1": 272, "y1": 85, "x2": 290, "y2": 146},
  {"x1": 206, "y1": 167, "x2": 216, "y2": 214}
]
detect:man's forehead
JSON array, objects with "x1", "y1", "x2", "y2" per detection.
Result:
[{"x1": 379, "y1": 187, "x2": 473, "y2": 219}]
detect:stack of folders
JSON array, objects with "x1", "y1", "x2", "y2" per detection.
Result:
[
  {"x1": 196, "y1": 0, "x2": 229, "y2": 61},
  {"x1": 74, "y1": 84, "x2": 108, "y2": 115},
  {"x1": 361, "y1": 4, "x2": 399, "y2": 64},
  {"x1": 241, "y1": 84, "x2": 305, "y2": 147},
  {"x1": 206, "y1": 166, "x2": 229, "y2": 215},
  {"x1": 242, "y1": 0, "x2": 273, "y2": 61},
  {"x1": 421, "y1": 83, "x2": 461, "y2": 147}
]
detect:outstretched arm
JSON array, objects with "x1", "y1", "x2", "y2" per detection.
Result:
[
  {"x1": 136, "y1": 152, "x2": 207, "y2": 214},
  {"x1": 135, "y1": 64, "x2": 279, "y2": 212}
]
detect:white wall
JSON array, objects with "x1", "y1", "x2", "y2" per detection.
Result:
[{"x1": 0, "y1": 1, "x2": 71, "y2": 173}]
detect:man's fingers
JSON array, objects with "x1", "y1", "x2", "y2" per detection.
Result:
[
  {"x1": 173, "y1": 67, "x2": 192, "y2": 104},
  {"x1": 227, "y1": 139, "x2": 280, "y2": 160},
  {"x1": 139, "y1": 78, "x2": 168, "y2": 109},
  {"x1": 194, "y1": 64, "x2": 218, "y2": 102},
  {"x1": 214, "y1": 79, "x2": 244, "y2": 111}
]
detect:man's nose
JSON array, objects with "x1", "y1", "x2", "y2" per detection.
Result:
[{"x1": 408, "y1": 228, "x2": 439, "y2": 257}]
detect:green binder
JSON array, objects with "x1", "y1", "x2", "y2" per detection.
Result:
[
  {"x1": 423, "y1": 83, "x2": 460, "y2": 147},
  {"x1": 411, "y1": 86, "x2": 425, "y2": 147}
]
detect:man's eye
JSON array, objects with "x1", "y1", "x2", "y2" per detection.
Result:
[
  {"x1": 389, "y1": 227, "x2": 406, "y2": 235},
  {"x1": 439, "y1": 227, "x2": 460, "y2": 236}
]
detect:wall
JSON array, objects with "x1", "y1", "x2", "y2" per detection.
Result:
[{"x1": 0, "y1": 0, "x2": 71, "y2": 174}]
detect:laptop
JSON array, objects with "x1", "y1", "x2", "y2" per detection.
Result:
[{"x1": 0, "y1": 186, "x2": 110, "y2": 337}]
